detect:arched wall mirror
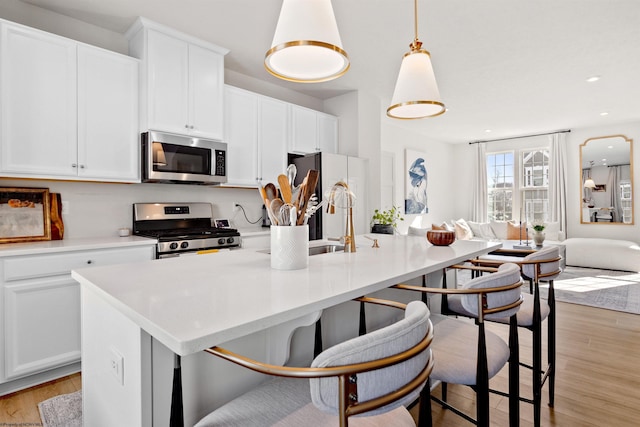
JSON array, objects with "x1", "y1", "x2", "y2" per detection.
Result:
[{"x1": 580, "y1": 134, "x2": 633, "y2": 224}]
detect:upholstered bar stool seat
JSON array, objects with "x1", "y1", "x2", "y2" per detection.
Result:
[
  {"x1": 195, "y1": 299, "x2": 434, "y2": 427},
  {"x1": 447, "y1": 292, "x2": 550, "y2": 328},
  {"x1": 195, "y1": 377, "x2": 415, "y2": 426},
  {"x1": 429, "y1": 314, "x2": 510, "y2": 384}
]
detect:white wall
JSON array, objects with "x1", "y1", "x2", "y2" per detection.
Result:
[
  {"x1": 566, "y1": 121, "x2": 640, "y2": 240},
  {"x1": 0, "y1": 0, "x2": 127, "y2": 53},
  {"x1": 452, "y1": 120, "x2": 640, "y2": 242},
  {"x1": 380, "y1": 121, "x2": 457, "y2": 234},
  {"x1": 0, "y1": 178, "x2": 266, "y2": 238}
]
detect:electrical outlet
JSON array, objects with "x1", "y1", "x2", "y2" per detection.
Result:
[
  {"x1": 109, "y1": 347, "x2": 124, "y2": 385},
  {"x1": 232, "y1": 203, "x2": 240, "y2": 213},
  {"x1": 61, "y1": 200, "x2": 69, "y2": 215}
]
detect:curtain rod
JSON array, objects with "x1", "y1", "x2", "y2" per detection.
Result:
[{"x1": 468, "y1": 129, "x2": 571, "y2": 145}]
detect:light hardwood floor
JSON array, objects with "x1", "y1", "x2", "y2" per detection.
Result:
[{"x1": 1, "y1": 302, "x2": 638, "y2": 426}]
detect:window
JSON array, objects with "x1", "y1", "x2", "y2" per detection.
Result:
[
  {"x1": 487, "y1": 152, "x2": 514, "y2": 221},
  {"x1": 521, "y1": 149, "x2": 549, "y2": 224},
  {"x1": 486, "y1": 148, "x2": 550, "y2": 222}
]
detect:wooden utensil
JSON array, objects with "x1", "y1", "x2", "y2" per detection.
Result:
[
  {"x1": 278, "y1": 174, "x2": 292, "y2": 204},
  {"x1": 264, "y1": 183, "x2": 278, "y2": 201},
  {"x1": 269, "y1": 198, "x2": 284, "y2": 225},
  {"x1": 297, "y1": 170, "x2": 319, "y2": 225}
]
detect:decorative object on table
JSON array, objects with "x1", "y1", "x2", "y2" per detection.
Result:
[
  {"x1": 370, "y1": 205, "x2": 403, "y2": 234},
  {"x1": 426, "y1": 229, "x2": 456, "y2": 246},
  {"x1": 49, "y1": 192, "x2": 64, "y2": 240},
  {"x1": 532, "y1": 222, "x2": 546, "y2": 246},
  {"x1": 259, "y1": 165, "x2": 321, "y2": 269},
  {"x1": 0, "y1": 187, "x2": 51, "y2": 244},
  {"x1": 404, "y1": 150, "x2": 428, "y2": 214}
]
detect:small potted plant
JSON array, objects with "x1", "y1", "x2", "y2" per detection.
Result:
[
  {"x1": 370, "y1": 206, "x2": 404, "y2": 234},
  {"x1": 531, "y1": 222, "x2": 546, "y2": 246}
]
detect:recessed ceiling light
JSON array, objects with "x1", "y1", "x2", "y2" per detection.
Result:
[
  {"x1": 586, "y1": 76, "x2": 601, "y2": 82},
  {"x1": 600, "y1": 112, "x2": 609, "y2": 116},
  {"x1": 484, "y1": 129, "x2": 492, "y2": 133},
  {"x1": 602, "y1": 158, "x2": 607, "y2": 162},
  {"x1": 608, "y1": 145, "x2": 613, "y2": 149}
]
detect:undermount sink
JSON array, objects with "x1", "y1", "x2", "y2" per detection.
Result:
[
  {"x1": 308, "y1": 244, "x2": 345, "y2": 256},
  {"x1": 259, "y1": 244, "x2": 345, "y2": 256}
]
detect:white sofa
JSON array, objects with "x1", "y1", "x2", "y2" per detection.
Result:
[{"x1": 563, "y1": 238, "x2": 640, "y2": 272}]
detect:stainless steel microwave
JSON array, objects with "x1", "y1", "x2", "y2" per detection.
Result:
[{"x1": 141, "y1": 131, "x2": 227, "y2": 185}]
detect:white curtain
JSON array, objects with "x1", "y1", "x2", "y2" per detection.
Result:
[
  {"x1": 471, "y1": 142, "x2": 488, "y2": 222},
  {"x1": 608, "y1": 166, "x2": 623, "y2": 221},
  {"x1": 548, "y1": 133, "x2": 568, "y2": 234}
]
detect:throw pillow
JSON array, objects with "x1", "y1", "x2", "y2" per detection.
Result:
[
  {"x1": 489, "y1": 221, "x2": 508, "y2": 240},
  {"x1": 506, "y1": 221, "x2": 528, "y2": 240},
  {"x1": 452, "y1": 218, "x2": 473, "y2": 240},
  {"x1": 467, "y1": 221, "x2": 498, "y2": 240}
]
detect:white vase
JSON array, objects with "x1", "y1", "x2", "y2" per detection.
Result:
[
  {"x1": 533, "y1": 230, "x2": 545, "y2": 246},
  {"x1": 270, "y1": 225, "x2": 309, "y2": 270}
]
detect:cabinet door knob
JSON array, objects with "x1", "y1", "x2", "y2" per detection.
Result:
[
  {"x1": 72, "y1": 163, "x2": 77, "y2": 168},
  {"x1": 80, "y1": 165, "x2": 86, "y2": 169},
  {"x1": 190, "y1": 125, "x2": 194, "y2": 129},
  {"x1": 86, "y1": 260, "x2": 93, "y2": 264},
  {"x1": 185, "y1": 124, "x2": 189, "y2": 128}
]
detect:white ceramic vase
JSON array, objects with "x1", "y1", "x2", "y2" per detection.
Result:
[
  {"x1": 533, "y1": 230, "x2": 545, "y2": 246},
  {"x1": 270, "y1": 225, "x2": 309, "y2": 270}
]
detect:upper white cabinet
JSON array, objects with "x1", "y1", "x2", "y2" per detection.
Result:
[
  {"x1": 224, "y1": 86, "x2": 287, "y2": 186},
  {"x1": 290, "y1": 105, "x2": 338, "y2": 154},
  {"x1": 0, "y1": 20, "x2": 139, "y2": 182},
  {"x1": 127, "y1": 18, "x2": 228, "y2": 141},
  {"x1": 77, "y1": 45, "x2": 139, "y2": 181}
]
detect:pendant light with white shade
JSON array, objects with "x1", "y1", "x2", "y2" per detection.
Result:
[
  {"x1": 265, "y1": 0, "x2": 349, "y2": 83},
  {"x1": 387, "y1": 0, "x2": 445, "y2": 119}
]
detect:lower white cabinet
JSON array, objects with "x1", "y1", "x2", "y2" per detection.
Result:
[{"x1": 0, "y1": 244, "x2": 154, "y2": 387}]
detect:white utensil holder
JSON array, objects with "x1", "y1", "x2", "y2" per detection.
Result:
[{"x1": 271, "y1": 225, "x2": 309, "y2": 270}]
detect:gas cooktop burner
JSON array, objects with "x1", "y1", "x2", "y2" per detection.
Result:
[{"x1": 132, "y1": 203, "x2": 242, "y2": 258}]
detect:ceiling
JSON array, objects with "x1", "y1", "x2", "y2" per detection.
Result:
[{"x1": 19, "y1": 0, "x2": 640, "y2": 144}]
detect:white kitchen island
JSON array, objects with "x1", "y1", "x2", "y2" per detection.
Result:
[{"x1": 72, "y1": 234, "x2": 501, "y2": 426}]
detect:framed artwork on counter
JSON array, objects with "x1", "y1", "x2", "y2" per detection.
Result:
[{"x1": 0, "y1": 187, "x2": 51, "y2": 243}]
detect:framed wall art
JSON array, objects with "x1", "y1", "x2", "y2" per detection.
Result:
[
  {"x1": 0, "y1": 187, "x2": 51, "y2": 243},
  {"x1": 404, "y1": 150, "x2": 428, "y2": 214}
]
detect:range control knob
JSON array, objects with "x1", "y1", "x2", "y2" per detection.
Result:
[
  {"x1": 226, "y1": 237, "x2": 235, "y2": 244},
  {"x1": 218, "y1": 238, "x2": 226, "y2": 245},
  {"x1": 180, "y1": 242, "x2": 189, "y2": 249},
  {"x1": 169, "y1": 242, "x2": 178, "y2": 250}
]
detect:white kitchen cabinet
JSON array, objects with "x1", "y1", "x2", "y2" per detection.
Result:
[
  {"x1": 290, "y1": 105, "x2": 338, "y2": 154},
  {"x1": 0, "y1": 21, "x2": 77, "y2": 177},
  {"x1": 0, "y1": 19, "x2": 139, "y2": 182},
  {"x1": 225, "y1": 86, "x2": 259, "y2": 186},
  {"x1": 127, "y1": 18, "x2": 228, "y2": 141},
  {"x1": 77, "y1": 45, "x2": 139, "y2": 181},
  {"x1": 258, "y1": 97, "x2": 288, "y2": 185},
  {"x1": 0, "y1": 244, "x2": 154, "y2": 388},
  {"x1": 224, "y1": 85, "x2": 288, "y2": 187}
]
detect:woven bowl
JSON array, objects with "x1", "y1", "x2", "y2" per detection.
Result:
[{"x1": 426, "y1": 230, "x2": 456, "y2": 246}]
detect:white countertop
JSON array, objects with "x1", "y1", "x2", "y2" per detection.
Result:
[
  {"x1": 0, "y1": 235, "x2": 156, "y2": 257},
  {"x1": 72, "y1": 235, "x2": 501, "y2": 356}
]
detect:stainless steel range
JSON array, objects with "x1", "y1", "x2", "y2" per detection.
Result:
[{"x1": 133, "y1": 203, "x2": 241, "y2": 259}]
